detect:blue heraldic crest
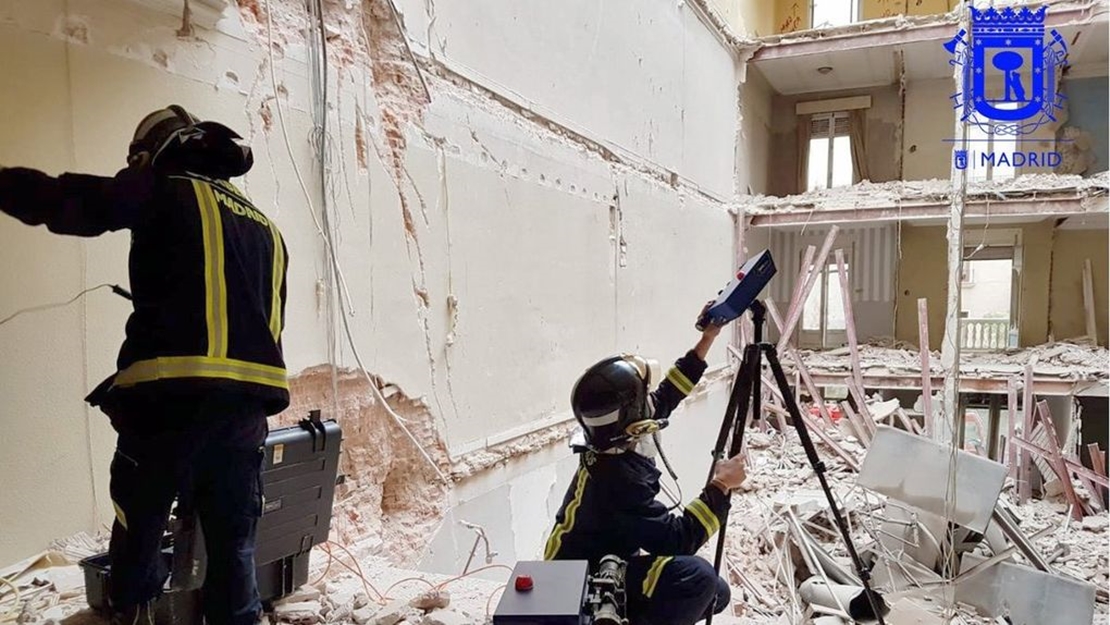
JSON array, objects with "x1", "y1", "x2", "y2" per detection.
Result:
[{"x1": 946, "y1": 6, "x2": 1068, "y2": 136}]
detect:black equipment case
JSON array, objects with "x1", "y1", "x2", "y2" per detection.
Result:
[
  {"x1": 255, "y1": 410, "x2": 342, "y2": 599},
  {"x1": 80, "y1": 411, "x2": 343, "y2": 614}
]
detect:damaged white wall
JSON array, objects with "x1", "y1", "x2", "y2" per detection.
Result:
[{"x1": 0, "y1": 0, "x2": 746, "y2": 564}]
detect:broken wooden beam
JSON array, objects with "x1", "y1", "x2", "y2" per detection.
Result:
[
  {"x1": 1009, "y1": 437, "x2": 1110, "y2": 489},
  {"x1": 778, "y1": 227, "x2": 840, "y2": 352},
  {"x1": 917, "y1": 298, "x2": 933, "y2": 437},
  {"x1": 1034, "y1": 401, "x2": 1085, "y2": 520},
  {"x1": 766, "y1": 299, "x2": 835, "y2": 428},
  {"x1": 1083, "y1": 258, "x2": 1097, "y2": 343},
  {"x1": 1019, "y1": 363, "x2": 1035, "y2": 504},
  {"x1": 781, "y1": 245, "x2": 816, "y2": 348},
  {"x1": 1007, "y1": 376, "x2": 1018, "y2": 479},
  {"x1": 1089, "y1": 443, "x2": 1107, "y2": 477},
  {"x1": 834, "y1": 248, "x2": 863, "y2": 393}
]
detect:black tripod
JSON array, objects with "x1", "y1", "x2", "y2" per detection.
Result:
[{"x1": 703, "y1": 301, "x2": 888, "y2": 624}]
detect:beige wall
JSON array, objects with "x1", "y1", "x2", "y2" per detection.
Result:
[
  {"x1": 1049, "y1": 229, "x2": 1110, "y2": 345},
  {"x1": 768, "y1": 84, "x2": 903, "y2": 195},
  {"x1": 0, "y1": 0, "x2": 741, "y2": 564},
  {"x1": 893, "y1": 220, "x2": 1105, "y2": 349}
]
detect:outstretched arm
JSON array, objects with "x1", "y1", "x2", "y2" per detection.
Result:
[{"x1": 0, "y1": 166, "x2": 154, "y2": 236}]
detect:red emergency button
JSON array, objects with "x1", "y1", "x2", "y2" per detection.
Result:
[{"x1": 514, "y1": 575, "x2": 534, "y2": 592}]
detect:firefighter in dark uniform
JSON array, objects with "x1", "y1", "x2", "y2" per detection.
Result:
[
  {"x1": 0, "y1": 105, "x2": 288, "y2": 625},
  {"x1": 544, "y1": 306, "x2": 747, "y2": 625}
]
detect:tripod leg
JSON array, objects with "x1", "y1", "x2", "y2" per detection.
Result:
[
  {"x1": 706, "y1": 345, "x2": 763, "y2": 625},
  {"x1": 704, "y1": 343, "x2": 759, "y2": 489},
  {"x1": 764, "y1": 345, "x2": 889, "y2": 624}
]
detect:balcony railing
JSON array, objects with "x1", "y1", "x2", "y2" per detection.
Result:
[{"x1": 960, "y1": 318, "x2": 1011, "y2": 350}]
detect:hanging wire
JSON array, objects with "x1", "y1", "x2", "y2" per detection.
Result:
[{"x1": 0, "y1": 284, "x2": 127, "y2": 328}]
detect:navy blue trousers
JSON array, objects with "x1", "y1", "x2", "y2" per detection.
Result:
[
  {"x1": 107, "y1": 402, "x2": 267, "y2": 625},
  {"x1": 625, "y1": 555, "x2": 731, "y2": 625}
]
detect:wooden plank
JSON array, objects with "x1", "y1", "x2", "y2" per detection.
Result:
[
  {"x1": 1007, "y1": 376, "x2": 1019, "y2": 479},
  {"x1": 895, "y1": 407, "x2": 922, "y2": 435},
  {"x1": 782, "y1": 246, "x2": 816, "y2": 348},
  {"x1": 840, "y1": 400, "x2": 872, "y2": 446},
  {"x1": 1011, "y1": 437, "x2": 1110, "y2": 488},
  {"x1": 1034, "y1": 401, "x2": 1085, "y2": 520},
  {"x1": 778, "y1": 227, "x2": 840, "y2": 353},
  {"x1": 846, "y1": 377, "x2": 878, "y2": 440},
  {"x1": 834, "y1": 248, "x2": 863, "y2": 393},
  {"x1": 1088, "y1": 443, "x2": 1107, "y2": 508},
  {"x1": 917, "y1": 298, "x2": 934, "y2": 437},
  {"x1": 1072, "y1": 454, "x2": 1105, "y2": 512},
  {"x1": 1089, "y1": 443, "x2": 1107, "y2": 477},
  {"x1": 767, "y1": 299, "x2": 837, "y2": 429},
  {"x1": 1019, "y1": 364, "x2": 1035, "y2": 504},
  {"x1": 1083, "y1": 258, "x2": 1098, "y2": 343}
]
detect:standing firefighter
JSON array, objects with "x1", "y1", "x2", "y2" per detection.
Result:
[
  {"x1": 0, "y1": 105, "x2": 288, "y2": 625},
  {"x1": 544, "y1": 306, "x2": 747, "y2": 625}
]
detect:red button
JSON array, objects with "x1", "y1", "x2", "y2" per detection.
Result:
[
  {"x1": 736, "y1": 271, "x2": 746, "y2": 280},
  {"x1": 515, "y1": 575, "x2": 534, "y2": 592}
]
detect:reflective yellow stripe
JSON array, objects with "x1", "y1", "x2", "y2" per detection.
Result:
[
  {"x1": 112, "y1": 500, "x2": 128, "y2": 530},
  {"x1": 667, "y1": 367, "x2": 695, "y2": 395},
  {"x1": 268, "y1": 221, "x2": 285, "y2": 341},
  {"x1": 544, "y1": 467, "x2": 589, "y2": 560},
  {"x1": 642, "y1": 556, "x2": 673, "y2": 598},
  {"x1": 686, "y1": 498, "x2": 720, "y2": 538},
  {"x1": 193, "y1": 180, "x2": 228, "y2": 358},
  {"x1": 114, "y1": 356, "x2": 289, "y2": 390}
]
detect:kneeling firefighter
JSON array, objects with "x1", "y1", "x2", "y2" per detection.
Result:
[
  {"x1": 544, "y1": 304, "x2": 747, "y2": 625},
  {"x1": 0, "y1": 106, "x2": 289, "y2": 625}
]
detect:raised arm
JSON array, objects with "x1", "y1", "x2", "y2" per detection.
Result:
[
  {"x1": 650, "y1": 302, "x2": 725, "y2": 421},
  {"x1": 0, "y1": 165, "x2": 154, "y2": 236}
]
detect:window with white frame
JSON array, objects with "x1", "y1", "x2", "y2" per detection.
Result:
[
  {"x1": 801, "y1": 255, "x2": 850, "y2": 348},
  {"x1": 967, "y1": 102, "x2": 1018, "y2": 182},
  {"x1": 811, "y1": 0, "x2": 859, "y2": 28},
  {"x1": 807, "y1": 112, "x2": 853, "y2": 191}
]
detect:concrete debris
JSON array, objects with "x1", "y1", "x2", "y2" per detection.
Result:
[
  {"x1": 740, "y1": 171, "x2": 1109, "y2": 215},
  {"x1": 1080, "y1": 515, "x2": 1108, "y2": 533},
  {"x1": 272, "y1": 601, "x2": 324, "y2": 624},
  {"x1": 409, "y1": 589, "x2": 451, "y2": 611},
  {"x1": 370, "y1": 598, "x2": 422, "y2": 625},
  {"x1": 793, "y1": 340, "x2": 1110, "y2": 383},
  {"x1": 719, "y1": 414, "x2": 1108, "y2": 624},
  {"x1": 419, "y1": 610, "x2": 470, "y2": 625}
]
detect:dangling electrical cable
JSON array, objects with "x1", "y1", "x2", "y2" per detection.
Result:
[{"x1": 0, "y1": 283, "x2": 130, "y2": 328}]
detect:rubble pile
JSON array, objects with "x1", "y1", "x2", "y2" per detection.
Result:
[
  {"x1": 740, "y1": 171, "x2": 1110, "y2": 216},
  {"x1": 794, "y1": 340, "x2": 1110, "y2": 384},
  {"x1": 715, "y1": 409, "x2": 1109, "y2": 625}
]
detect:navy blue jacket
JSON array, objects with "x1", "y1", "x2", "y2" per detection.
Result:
[
  {"x1": 544, "y1": 351, "x2": 730, "y2": 566},
  {"x1": 0, "y1": 166, "x2": 290, "y2": 417}
]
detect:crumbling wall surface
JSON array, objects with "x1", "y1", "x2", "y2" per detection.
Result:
[
  {"x1": 276, "y1": 367, "x2": 452, "y2": 562},
  {"x1": 0, "y1": 0, "x2": 741, "y2": 565},
  {"x1": 392, "y1": 0, "x2": 740, "y2": 199}
]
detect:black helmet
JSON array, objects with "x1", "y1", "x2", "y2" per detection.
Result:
[
  {"x1": 571, "y1": 354, "x2": 664, "y2": 452},
  {"x1": 128, "y1": 105, "x2": 253, "y2": 177}
]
